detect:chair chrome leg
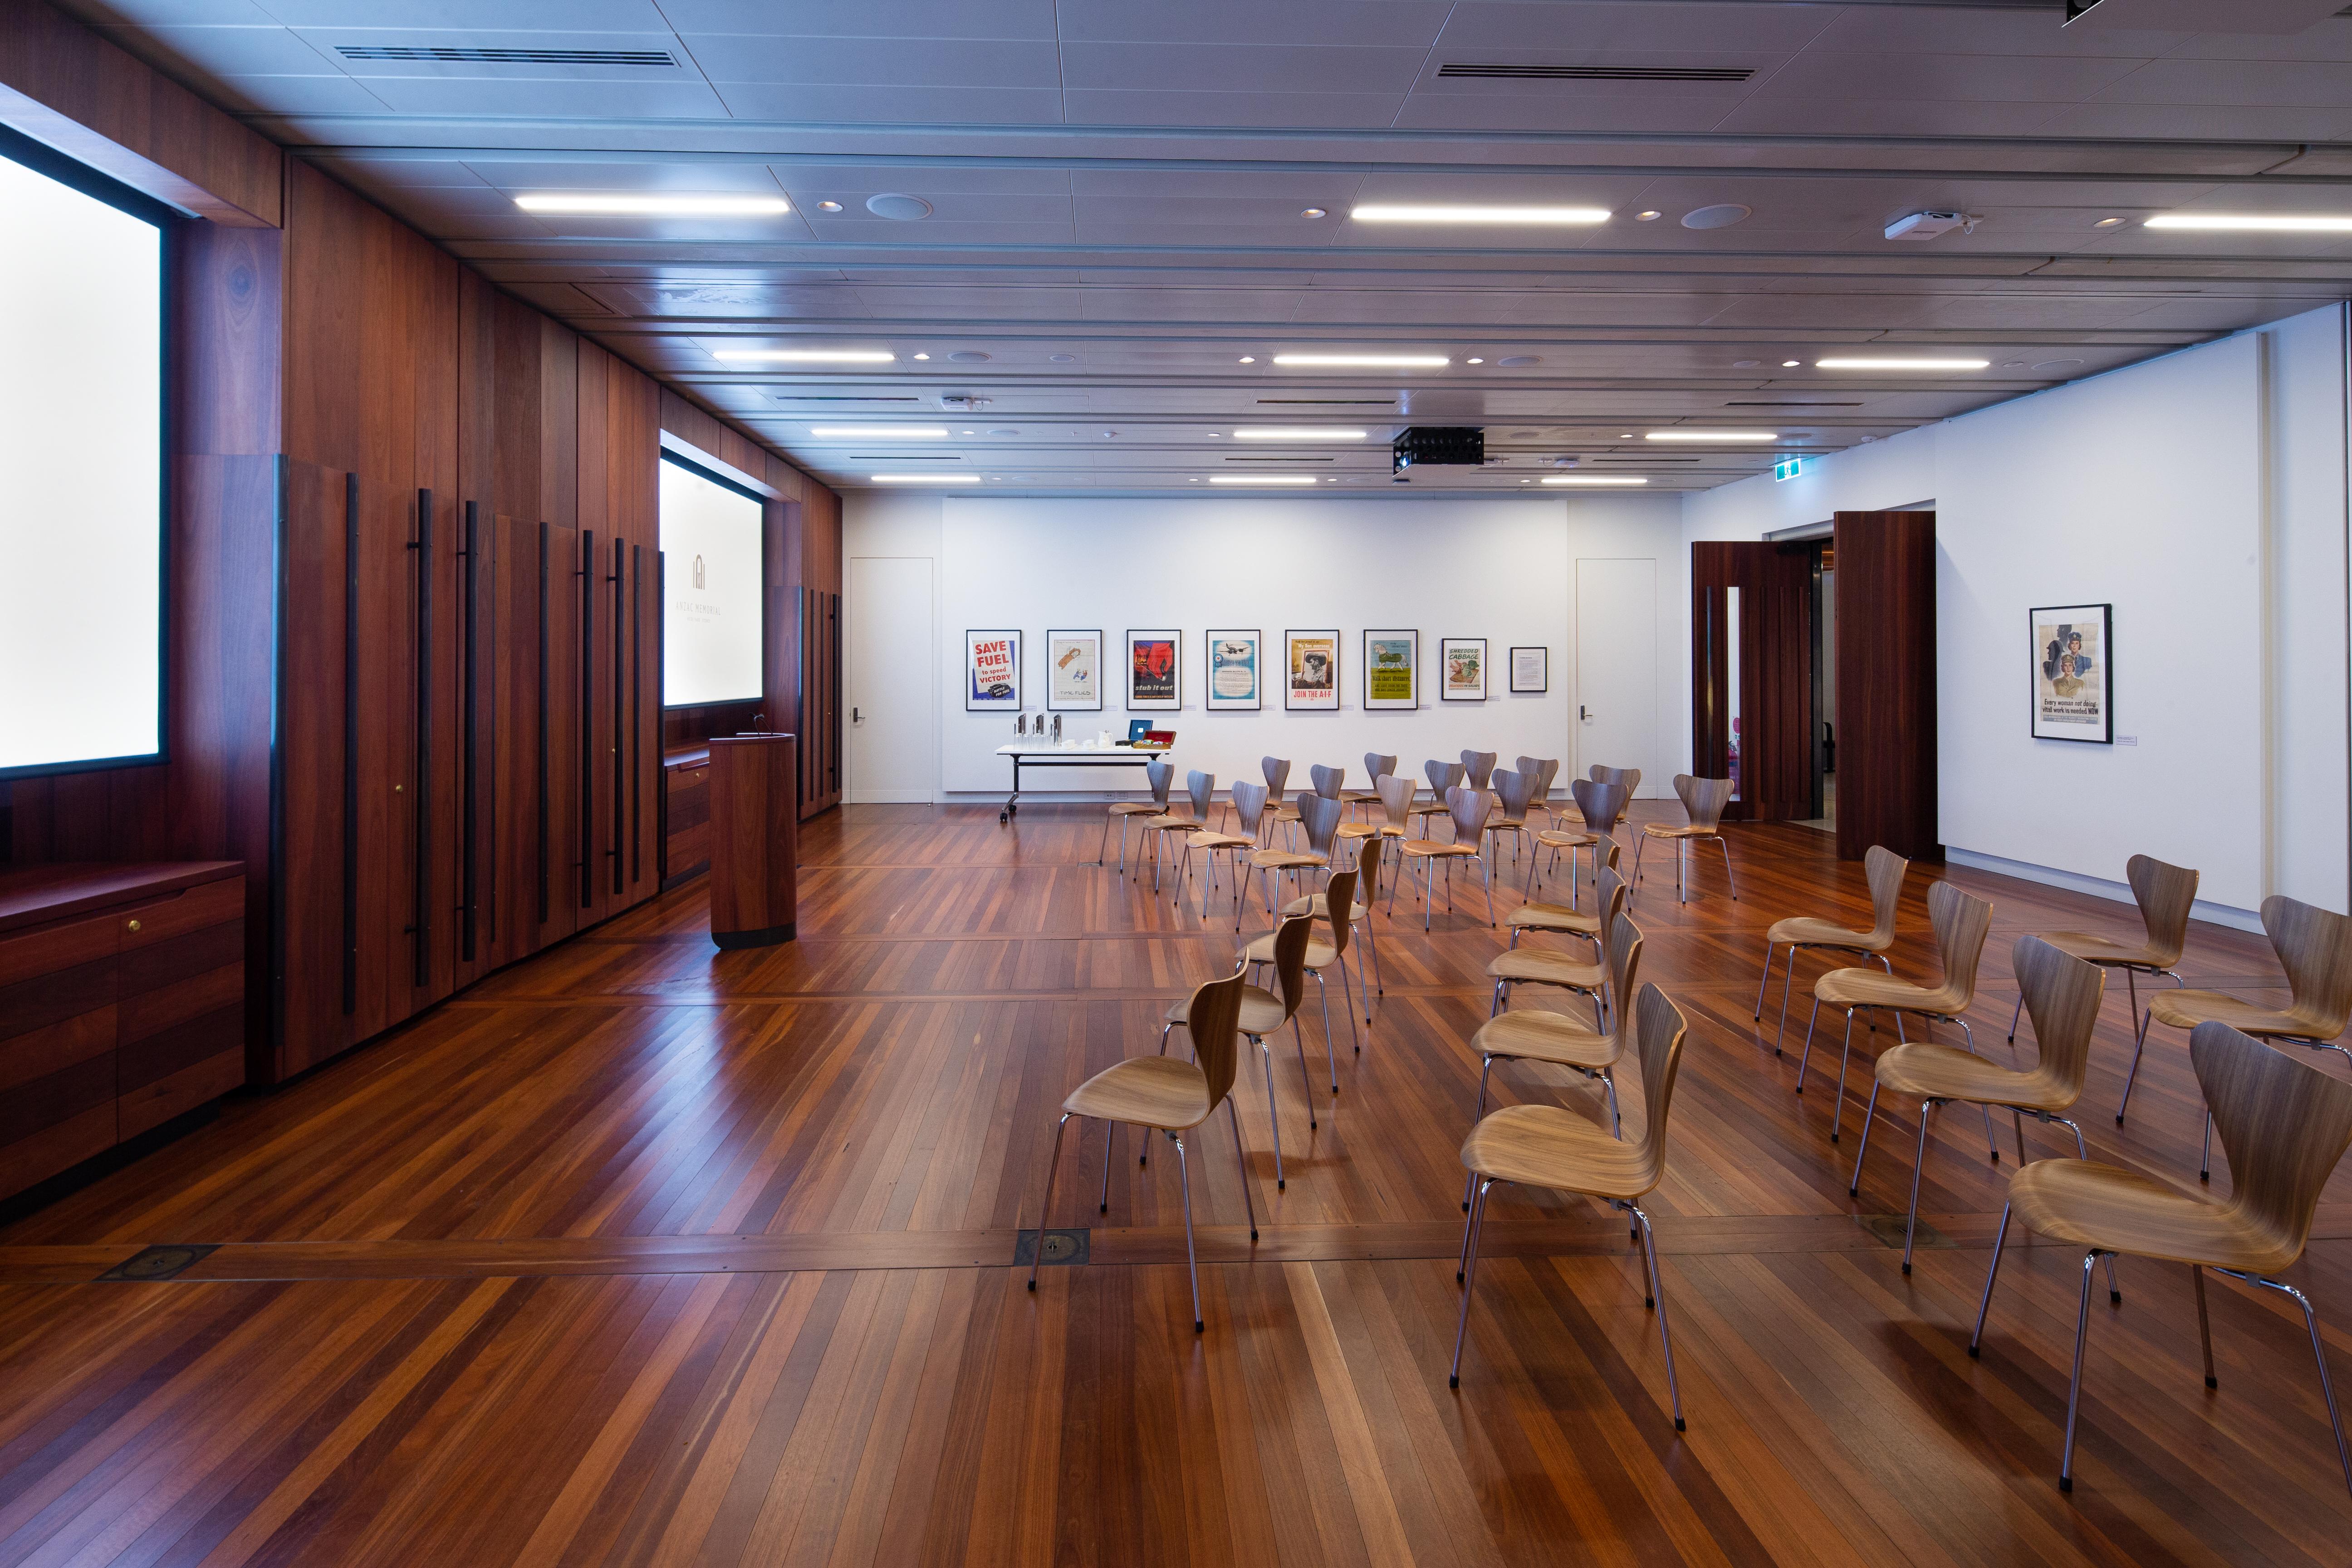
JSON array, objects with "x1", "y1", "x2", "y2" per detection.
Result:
[
  {"x1": 1849, "y1": 1081, "x2": 1882, "y2": 1195},
  {"x1": 1631, "y1": 1202, "x2": 1686, "y2": 1431},
  {"x1": 1678, "y1": 838, "x2": 1687, "y2": 905},
  {"x1": 2007, "y1": 990, "x2": 2024, "y2": 1044},
  {"x1": 1632, "y1": 831, "x2": 1648, "y2": 894},
  {"x1": 1227, "y1": 1098, "x2": 1259, "y2": 1242},
  {"x1": 1338, "y1": 948, "x2": 1363, "y2": 1061},
  {"x1": 1315, "y1": 971, "x2": 1338, "y2": 1092},
  {"x1": 1776, "y1": 946, "x2": 1799, "y2": 1056},
  {"x1": 1481, "y1": 851, "x2": 1495, "y2": 928},
  {"x1": 2117, "y1": 1006, "x2": 2151, "y2": 1123},
  {"x1": 1754, "y1": 942, "x2": 1774, "y2": 1021},
  {"x1": 1450, "y1": 1177, "x2": 1494, "y2": 1384},
  {"x1": 2201, "y1": 1110, "x2": 2215, "y2": 1181},
  {"x1": 1718, "y1": 836, "x2": 1735, "y2": 902},
  {"x1": 1796, "y1": 996, "x2": 1824, "y2": 1091},
  {"x1": 1255, "y1": 1034, "x2": 1286, "y2": 1190},
  {"x1": 1830, "y1": 1008, "x2": 1865, "y2": 1141},
  {"x1": 1099, "y1": 1120, "x2": 1119, "y2": 1212},
  {"x1": 2059, "y1": 1249, "x2": 2100, "y2": 1492},
  {"x1": 1029, "y1": 1113, "x2": 1072, "y2": 1291},
  {"x1": 1902, "y1": 1099, "x2": 1934, "y2": 1274},
  {"x1": 1097, "y1": 813, "x2": 1112, "y2": 867},
  {"x1": 1463, "y1": 1055, "x2": 1494, "y2": 1210},
  {"x1": 2193, "y1": 1265, "x2": 2216, "y2": 1388},
  {"x1": 1602, "y1": 1070, "x2": 1622, "y2": 1138},
  {"x1": 1294, "y1": 1017, "x2": 1317, "y2": 1130},
  {"x1": 2234, "y1": 1273, "x2": 2352, "y2": 1494},
  {"x1": 1970, "y1": 1201, "x2": 2012, "y2": 1355},
  {"x1": 1174, "y1": 1133, "x2": 1203, "y2": 1333}
]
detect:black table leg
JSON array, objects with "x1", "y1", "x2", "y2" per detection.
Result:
[{"x1": 1003, "y1": 758, "x2": 1021, "y2": 823}]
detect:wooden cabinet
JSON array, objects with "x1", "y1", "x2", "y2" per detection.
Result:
[
  {"x1": 0, "y1": 862, "x2": 244, "y2": 1202},
  {"x1": 663, "y1": 747, "x2": 712, "y2": 889}
]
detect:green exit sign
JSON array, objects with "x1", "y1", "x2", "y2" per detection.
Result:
[{"x1": 1774, "y1": 457, "x2": 1808, "y2": 482}]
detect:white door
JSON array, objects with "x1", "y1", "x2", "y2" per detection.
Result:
[
  {"x1": 1574, "y1": 558, "x2": 1658, "y2": 796},
  {"x1": 846, "y1": 555, "x2": 935, "y2": 802}
]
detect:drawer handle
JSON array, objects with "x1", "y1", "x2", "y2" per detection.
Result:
[{"x1": 126, "y1": 919, "x2": 142, "y2": 933}]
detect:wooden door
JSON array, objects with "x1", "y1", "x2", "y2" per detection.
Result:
[
  {"x1": 1691, "y1": 541, "x2": 1813, "y2": 823},
  {"x1": 1834, "y1": 510, "x2": 1938, "y2": 862}
]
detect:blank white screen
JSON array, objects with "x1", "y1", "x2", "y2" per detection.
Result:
[
  {"x1": 0, "y1": 151, "x2": 162, "y2": 773},
  {"x1": 660, "y1": 457, "x2": 764, "y2": 706}
]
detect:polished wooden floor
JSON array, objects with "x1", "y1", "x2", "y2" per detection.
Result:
[{"x1": 3, "y1": 802, "x2": 2348, "y2": 1566}]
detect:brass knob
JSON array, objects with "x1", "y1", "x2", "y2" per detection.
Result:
[
  {"x1": 126, "y1": 919, "x2": 142, "y2": 933},
  {"x1": 395, "y1": 784, "x2": 404, "y2": 792}
]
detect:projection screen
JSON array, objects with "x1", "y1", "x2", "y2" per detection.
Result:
[{"x1": 659, "y1": 452, "x2": 766, "y2": 707}]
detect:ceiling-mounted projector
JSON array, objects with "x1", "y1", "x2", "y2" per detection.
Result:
[
  {"x1": 1885, "y1": 211, "x2": 1970, "y2": 241},
  {"x1": 1391, "y1": 426, "x2": 1484, "y2": 473}
]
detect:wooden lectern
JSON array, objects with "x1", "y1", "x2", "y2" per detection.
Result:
[{"x1": 707, "y1": 733, "x2": 799, "y2": 948}]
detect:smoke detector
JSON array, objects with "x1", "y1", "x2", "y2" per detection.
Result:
[
  {"x1": 1886, "y1": 211, "x2": 1976, "y2": 241},
  {"x1": 939, "y1": 394, "x2": 990, "y2": 411}
]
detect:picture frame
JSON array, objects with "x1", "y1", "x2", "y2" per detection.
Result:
[
  {"x1": 1127, "y1": 628, "x2": 1181, "y2": 710},
  {"x1": 2030, "y1": 603, "x2": 2112, "y2": 743},
  {"x1": 1362, "y1": 629, "x2": 1419, "y2": 710},
  {"x1": 965, "y1": 629, "x2": 1022, "y2": 711},
  {"x1": 1205, "y1": 628, "x2": 1262, "y2": 711},
  {"x1": 1509, "y1": 645, "x2": 1548, "y2": 695},
  {"x1": 1045, "y1": 629, "x2": 1102, "y2": 711},
  {"x1": 1441, "y1": 637, "x2": 1488, "y2": 702},
  {"x1": 1285, "y1": 629, "x2": 1340, "y2": 711}
]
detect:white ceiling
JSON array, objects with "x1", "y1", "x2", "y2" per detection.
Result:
[{"x1": 64, "y1": 0, "x2": 2352, "y2": 493}]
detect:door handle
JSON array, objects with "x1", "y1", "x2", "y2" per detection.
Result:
[
  {"x1": 1579, "y1": 705, "x2": 1592, "y2": 721},
  {"x1": 853, "y1": 706, "x2": 863, "y2": 723}
]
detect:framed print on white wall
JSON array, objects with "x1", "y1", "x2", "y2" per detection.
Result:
[
  {"x1": 1127, "y1": 629, "x2": 1181, "y2": 710},
  {"x1": 1046, "y1": 629, "x2": 1102, "y2": 710},
  {"x1": 2030, "y1": 603, "x2": 2112, "y2": 743},
  {"x1": 1509, "y1": 645, "x2": 1548, "y2": 694},
  {"x1": 965, "y1": 629, "x2": 1022, "y2": 711},
  {"x1": 1205, "y1": 628, "x2": 1261, "y2": 710},
  {"x1": 1441, "y1": 637, "x2": 1488, "y2": 701},
  {"x1": 1363, "y1": 629, "x2": 1418, "y2": 710},
  {"x1": 1286, "y1": 630, "x2": 1339, "y2": 711}
]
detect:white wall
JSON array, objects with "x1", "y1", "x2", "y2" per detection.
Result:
[
  {"x1": 842, "y1": 492, "x2": 1688, "y2": 804},
  {"x1": 1681, "y1": 304, "x2": 2352, "y2": 926}
]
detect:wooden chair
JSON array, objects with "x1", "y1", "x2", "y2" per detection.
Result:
[
  {"x1": 1489, "y1": 868, "x2": 1627, "y2": 1030},
  {"x1": 1515, "y1": 755, "x2": 1562, "y2": 827},
  {"x1": 1285, "y1": 835, "x2": 1387, "y2": 1011},
  {"x1": 1798, "y1": 880, "x2": 1995, "y2": 1144},
  {"x1": 1179, "y1": 778, "x2": 1269, "y2": 922},
  {"x1": 1480, "y1": 768, "x2": 1540, "y2": 867},
  {"x1": 1162, "y1": 913, "x2": 1315, "y2": 1189},
  {"x1": 1970, "y1": 1020, "x2": 2352, "y2": 1496},
  {"x1": 1397, "y1": 785, "x2": 1494, "y2": 931},
  {"x1": 1320, "y1": 762, "x2": 1386, "y2": 864},
  {"x1": 2007, "y1": 853, "x2": 2196, "y2": 1078},
  {"x1": 1633, "y1": 774, "x2": 1736, "y2": 904},
  {"x1": 1460, "y1": 750, "x2": 1499, "y2": 798},
  {"x1": 1588, "y1": 764, "x2": 1642, "y2": 813},
  {"x1": 1098, "y1": 755, "x2": 1179, "y2": 872},
  {"x1": 1851, "y1": 936, "x2": 2112, "y2": 1274},
  {"x1": 1262, "y1": 756, "x2": 1298, "y2": 844},
  {"x1": 2138, "y1": 894, "x2": 2352, "y2": 1178},
  {"x1": 1348, "y1": 752, "x2": 1396, "y2": 818},
  {"x1": 1251, "y1": 793, "x2": 1343, "y2": 914},
  {"x1": 1138, "y1": 768, "x2": 1213, "y2": 890},
  {"x1": 1530, "y1": 778, "x2": 1627, "y2": 909},
  {"x1": 1755, "y1": 844, "x2": 1910, "y2": 1054},
  {"x1": 1453, "y1": 982, "x2": 1693, "y2": 1433},
  {"x1": 1033, "y1": 966, "x2": 1257, "y2": 1332},
  {"x1": 1509, "y1": 840, "x2": 1621, "y2": 953},
  {"x1": 1469, "y1": 910, "x2": 1643, "y2": 1177},
  {"x1": 1248, "y1": 868, "x2": 1362, "y2": 1094},
  {"x1": 1407, "y1": 759, "x2": 1466, "y2": 838}
]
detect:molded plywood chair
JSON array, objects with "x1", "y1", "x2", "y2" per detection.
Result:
[
  {"x1": 1248, "y1": 868, "x2": 1362, "y2": 1093},
  {"x1": 1509, "y1": 840, "x2": 1622, "y2": 953},
  {"x1": 1798, "y1": 880, "x2": 1995, "y2": 1144},
  {"x1": 1252, "y1": 793, "x2": 1343, "y2": 914},
  {"x1": 1756, "y1": 845, "x2": 1910, "y2": 1054},
  {"x1": 1407, "y1": 760, "x2": 1467, "y2": 839},
  {"x1": 1162, "y1": 912, "x2": 1314, "y2": 1189},
  {"x1": 1588, "y1": 765, "x2": 1642, "y2": 817},
  {"x1": 1320, "y1": 762, "x2": 1386, "y2": 866},
  {"x1": 1460, "y1": 751, "x2": 1499, "y2": 798},
  {"x1": 1398, "y1": 785, "x2": 1494, "y2": 930},
  {"x1": 1970, "y1": 1021, "x2": 2352, "y2": 1496},
  {"x1": 1480, "y1": 768, "x2": 1540, "y2": 867},
  {"x1": 1852, "y1": 936, "x2": 2112, "y2": 1274},
  {"x1": 1286, "y1": 835, "x2": 1387, "y2": 1011},
  {"x1": 1453, "y1": 982, "x2": 1693, "y2": 1433},
  {"x1": 2008, "y1": 854, "x2": 2197, "y2": 1098},
  {"x1": 1181, "y1": 778, "x2": 1270, "y2": 922},
  {"x1": 1530, "y1": 778, "x2": 1627, "y2": 909},
  {"x1": 1138, "y1": 768, "x2": 1212, "y2": 890},
  {"x1": 2138, "y1": 894, "x2": 2352, "y2": 1177},
  {"x1": 1516, "y1": 756, "x2": 1562, "y2": 828},
  {"x1": 1098, "y1": 756, "x2": 1180, "y2": 872},
  {"x1": 1349, "y1": 753, "x2": 1396, "y2": 818},
  {"x1": 1263, "y1": 756, "x2": 1298, "y2": 844},
  {"x1": 1634, "y1": 775, "x2": 1736, "y2": 904},
  {"x1": 1470, "y1": 910, "x2": 1644, "y2": 1166},
  {"x1": 1033, "y1": 966, "x2": 1257, "y2": 1332},
  {"x1": 1489, "y1": 869, "x2": 1628, "y2": 1031}
]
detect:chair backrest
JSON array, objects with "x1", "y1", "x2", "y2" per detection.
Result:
[
  {"x1": 1299, "y1": 793, "x2": 1345, "y2": 856},
  {"x1": 1862, "y1": 845, "x2": 1909, "y2": 945},
  {"x1": 1571, "y1": 778, "x2": 1629, "y2": 838},
  {"x1": 1230, "y1": 779, "x2": 1269, "y2": 840},
  {"x1": 1321, "y1": 869, "x2": 1358, "y2": 957},
  {"x1": 1266, "y1": 912, "x2": 1315, "y2": 1024},
  {"x1": 1376, "y1": 774, "x2": 1417, "y2": 831},
  {"x1": 1182, "y1": 966, "x2": 1250, "y2": 1110},
  {"x1": 1673, "y1": 774, "x2": 1733, "y2": 832},
  {"x1": 1309, "y1": 763, "x2": 1347, "y2": 801},
  {"x1": 1445, "y1": 784, "x2": 1491, "y2": 842},
  {"x1": 1423, "y1": 759, "x2": 1466, "y2": 794},
  {"x1": 1363, "y1": 753, "x2": 1398, "y2": 787},
  {"x1": 2264, "y1": 894, "x2": 2352, "y2": 1038},
  {"x1": 1925, "y1": 881, "x2": 1995, "y2": 1009},
  {"x1": 1595, "y1": 866, "x2": 1629, "y2": 941},
  {"x1": 1145, "y1": 758, "x2": 1176, "y2": 806},
  {"x1": 1352, "y1": 835, "x2": 1384, "y2": 907},
  {"x1": 2126, "y1": 853, "x2": 2199, "y2": 968},
  {"x1": 1460, "y1": 751, "x2": 1498, "y2": 790},
  {"x1": 1185, "y1": 770, "x2": 1216, "y2": 821},
  {"x1": 1590, "y1": 764, "x2": 1642, "y2": 798},
  {"x1": 1517, "y1": 756, "x2": 1561, "y2": 805},
  {"x1": 2012, "y1": 935, "x2": 2106, "y2": 1104},
  {"x1": 1494, "y1": 768, "x2": 1537, "y2": 823},
  {"x1": 1625, "y1": 982, "x2": 1690, "y2": 1194},
  {"x1": 1599, "y1": 838, "x2": 1622, "y2": 876},
  {"x1": 2195, "y1": 1019, "x2": 2352, "y2": 1267},
  {"x1": 1604, "y1": 910, "x2": 1644, "y2": 1056},
  {"x1": 1261, "y1": 756, "x2": 1292, "y2": 796}
]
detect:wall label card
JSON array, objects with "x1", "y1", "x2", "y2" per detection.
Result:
[
  {"x1": 1286, "y1": 630, "x2": 1339, "y2": 711},
  {"x1": 966, "y1": 629, "x2": 1022, "y2": 711},
  {"x1": 2030, "y1": 603, "x2": 2112, "y2": 743},
  {"x1": 1047, "y1": 629, "x2": 1102, "y2": 710},
  {"x1": 1441, "y1": 637, "x2": 1488, "y2": 702},
  {"x1": 1363, "y1": 629, "x2": 1418, "y2": 710},
  {"x1": 1206, "y1": 628, "x2": 1261, "y2": 710},
  {"x1": 1127, "y1": 629, "x2": 1181, "y2": 710},
  {"x1": 1509, "y1": 645, "x2": 1548, "y2": 694}
]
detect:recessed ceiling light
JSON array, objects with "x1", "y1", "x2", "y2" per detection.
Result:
[
  {"x1": 810, "y1": 426, "x2": 949, "y2": 437},
  {"x1": 962, "y1": 429, "x2": 975, "y2": 434},
  {"x1": 1646, "y1": 430, "x2": 1777, "y2": 441},
  {"x1": 1210, "y1": 475, "x2": 1319, "y2": 485},
  {"x1": 989, "y1": 428, "x2": 1019, "y2": 435},
  {"x1": 1049, "y1": 353, "x2": 1077, "y2": 363},
  {"x1": 1620, "y1": 433, "x2": 1634, "y2": 439},
  {"x1": 865, "y1": 192, "x2": 932, "y2": 220},
  {"x1": 1233, "y1": 428, "x2": 1367, "y2": 441},
  {"x1": 514, "y1": 193, "x2": 790, "y2": 216},
  {"x1": 1238, "y1": 356, "x2": 1256, "y2": 363},
  {"x1": 2092, "y1": 216, "x2": 2124, "y2": 227},
  {"x1": 715, "y1": 348, "x2": 895, "y2": 363},
  {"x1": 816, "y1": 200, "x2": 843, "y2": 213},
  {"x1": 1351, "y1": 204, "x2": 1609, "y2": 225},
  {"x1": 948, "y1": 351, "x2": 991, "y2": 363},
  {"x1": 1782, "y1": 359, "x2": 1801, "y2": 367},
  {"x1": 1815, "y1": 357, "x2": 1989, "y2": 370},
  {"x1": 1681, "y1": 204, "x2": 1751, "y2": 230},
  {"x1": 1466, "y1": 357, "x2": 1485, "y2": 364},
  {"x1": 2146, "y1": 214, "x2": 2352, "y2": 232},
  {"x1": 870, "y1": 474, "x2": 962, "y2": 483},
  {"x1": 1302, "y1": 207, "x2": 1327, "y2": 219},
  {"x1": 1543, "y1": 475, "x2": 1650, "y2": 485},
  {"x1": 1273, "y1": 353, "x2": 1449, "y2": 367},
  {"x1": 1634, "y1": 211, "x2": 1662, "y2": 222},
  {"x1": 912, "y1": 352, "x2": 930, "y2": 360}
]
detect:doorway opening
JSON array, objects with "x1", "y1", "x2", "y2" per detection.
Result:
[{"x1": 1798, "y1": 541, "x2": 1836, "y2": 833}]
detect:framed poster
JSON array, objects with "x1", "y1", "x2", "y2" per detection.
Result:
[
  {"x1": 965, "y1": 629, "x2": 1021, "y2": 711},
  {"x1": 1127, "y1": 629, "x2": 1181, "y2": 710},
  {"x1": 1509, "y1": 645, "x2": 1548, "y2": 694},
  {"x1": 1046, "y1": 629, "x2": 1102, "y2": 710},
  {"x1": 1441, "y1": 637, "x2": 1488, "y2": 702},
  {"x1": 1363, "y1": 629, "x2": 1418, "y2": 710},
  {"x1": 2031, "y1": 603, "x2": 2112, "y2": 743},
  {"x1": 1206, "y1": 628, "x2": 1261, "y2": 711},
  {"x1": 1286, "y1": 629, "x2": 1339, "y2": 711}
]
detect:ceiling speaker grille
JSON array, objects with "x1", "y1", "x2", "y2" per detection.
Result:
[
  {"x1": 1438, "y1": 63, "x2": 1754, "y2": 83},
  {"x1": 335, "y1": 45, "x2": 678, "y2": 65}
]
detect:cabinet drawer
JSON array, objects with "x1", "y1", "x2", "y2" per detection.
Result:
[
  {"x1": 0, "y1": 911, "x2": 117, "y2": 991},
  {"x1": 118, "y1": 877, "x2": 244, "y2": 949}
]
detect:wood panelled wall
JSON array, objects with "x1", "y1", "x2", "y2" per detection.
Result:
[
  {"x1": 1690, "y1": 540, "x2": 1814, "y2": 824},
  {"x1": 1834, "y1": 510, "x2": 1939, "y2": 863}
]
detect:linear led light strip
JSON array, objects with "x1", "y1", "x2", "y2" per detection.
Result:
[
  {"x1": 870, "y1": 474, "x2": 963, "y2": 484},
  {"x1": 812, "y1": 426, "x2": 950, "y2": 437},
  {"x1": 1350, "y1": 204, "x2": 1610, "y2": 225},
  {"x1": 1270, "y1": 353, "x2": 1449, "y2": 368},
  {"x1": 1814, "y1": 357, "x2": 1988, "y2": 370},
  {"x1": 1209, "y1": 475, "x2": 1319, "y2": 485},
  {"x1": 716, "y1": 349, "x2": 895, "y2": 363},
  {"x1": 516, "y1": 194, "x2": 790, "y2": 215},
  {"x1": 1542, "y1": 475, "x2": 1648, "y2": 485},
  {"x1": 1231, "y1": 428, "x2": 1367, "y2": 440},
  {"x1": 2146, "y1": 214, "x2": 2352, "y2": 232},
  {"x1": 1645, "y1": 430, "x2": 1778, "y2": 441}
]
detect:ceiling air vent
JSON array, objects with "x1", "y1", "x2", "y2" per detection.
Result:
[
  {"x1": 1437, "y1": 63, "x2": 1754, "y2": 83},
  {"x1": 335, "y1": 45, "x2": 678, "y2": 66}
]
